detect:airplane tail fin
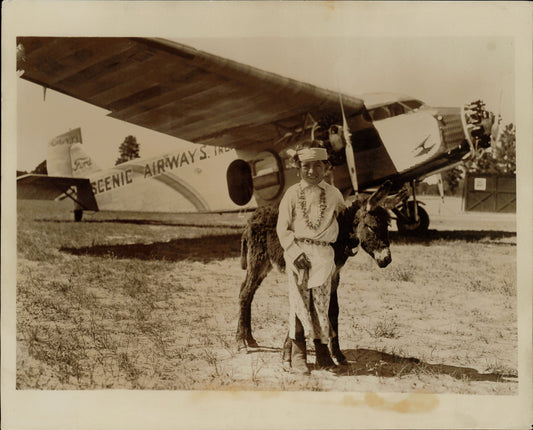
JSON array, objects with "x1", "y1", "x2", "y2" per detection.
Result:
[
  {"x1": 46, "y1": 128, "x2": 100, "y2": 177},
  {"x1": 70, "y1": 143, "x2": 100, "y2": 177}
]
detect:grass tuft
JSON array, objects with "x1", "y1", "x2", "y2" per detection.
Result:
[
  {"x1": 367, "y1": 318, "x2": 399, "y2": 339},
  {"x1": 484, "y1": 359, "x2": 518, "y2": 378},
  {"x1": 382, "y1": 265, "x2": 415, "y2": 283}
]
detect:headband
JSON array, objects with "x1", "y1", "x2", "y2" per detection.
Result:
[{"x1": 297, "y1": 147, "x2": 328, "y2": 162}]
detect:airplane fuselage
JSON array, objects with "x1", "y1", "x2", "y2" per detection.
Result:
[
  {"x1": 86, "y1": 144, "x2": 250, "y2": 213},
  {"x1": 18, "y1": 97, "x2": 492, "y2": 232},
  {"x1": 87, "y1": 102, "x2": 487, "y2": 214}
]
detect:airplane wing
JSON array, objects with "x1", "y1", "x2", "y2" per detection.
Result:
[
  {"x1": 17, "y1": 37, "x2": 366, "y2": 149},
  {"x1": 17, "y1": 174, "x2": 98, "y2": 210}
]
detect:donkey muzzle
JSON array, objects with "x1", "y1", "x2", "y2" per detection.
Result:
[{"x1": 374, "y1": 247, "x2": 392, "y2": 268}]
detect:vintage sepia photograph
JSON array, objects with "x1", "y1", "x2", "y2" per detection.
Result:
[{"x1": 3, "y1": 2, "x2": 532, "y2": 429}]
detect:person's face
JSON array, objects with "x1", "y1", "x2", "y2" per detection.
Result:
[{"x1": 299, "y1": 160, "x2": 326, "y2": 185}]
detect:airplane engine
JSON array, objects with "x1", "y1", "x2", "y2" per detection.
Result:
[{"x1": 460, "y1": 100, "x2": 495, "y2": 151}]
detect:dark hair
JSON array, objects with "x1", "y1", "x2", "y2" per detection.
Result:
[{"x1": 293, "y1": 140, "x2": 330, "y2": 168}]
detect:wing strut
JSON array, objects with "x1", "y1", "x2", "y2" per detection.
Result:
[
  {"x1": 61, "y1": 185, "x2": 88, "y2": 209},
  {"x1": 49, "y1": 177, "x2": 98, "y2": 210}
]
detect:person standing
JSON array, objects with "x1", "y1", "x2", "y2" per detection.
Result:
[{"x1": 276, "y1": 141, "x2": 346, "y2": 374}]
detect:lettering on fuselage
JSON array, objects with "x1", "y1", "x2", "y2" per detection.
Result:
[
  {"x1": 143, "y1": 145, "x2": 232, "y2": 178},
  {"x1": 90, "y1": 145, "x2": 233, "y2": 196},
  {"x1": 91, "y1": 169, "x2": 133, "y2": 195}
]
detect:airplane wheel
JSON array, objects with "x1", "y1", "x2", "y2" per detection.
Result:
[
  {"x1": 396, "y1": 202, "x2": 429, "y2": 235},
  {"x1": 74, "y1": 209, "x2": 83, "y2": 222}
]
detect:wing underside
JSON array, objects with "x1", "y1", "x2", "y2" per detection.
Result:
[{"x1": 17, "y1": 37, "x2": 366, "y2": 150}]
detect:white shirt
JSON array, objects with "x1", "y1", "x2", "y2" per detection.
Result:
[{"x1": 276, "y1": 179, "x2": 346, "y2": 288}]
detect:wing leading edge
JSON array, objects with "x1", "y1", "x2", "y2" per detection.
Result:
[{"x1": 17, "y1": 37, "x2": 365, "y2": 150}]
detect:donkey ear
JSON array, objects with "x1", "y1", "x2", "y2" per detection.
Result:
[{"x1": 366, "y1": 180, "x2": 392, "y2": 211}]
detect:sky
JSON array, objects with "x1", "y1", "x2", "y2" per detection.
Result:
[{"x1": 15, "y1": 23, "x2": 516, "y2": 173}]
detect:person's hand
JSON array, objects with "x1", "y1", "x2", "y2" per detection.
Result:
[{"x1": 294, "y1": 253, "x2": 311, "y2": 271}]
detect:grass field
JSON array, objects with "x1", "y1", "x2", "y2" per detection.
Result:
[{"x1": 15, "y1": 200, "x2": 518, "y2": 393}]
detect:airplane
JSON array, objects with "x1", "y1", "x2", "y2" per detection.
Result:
[
  {"x1": 16, "y1": 37, "x2": 496, "y2": 233},
  {"x1": 17, "y1": 127, "x2": 256, "y2": 221}
]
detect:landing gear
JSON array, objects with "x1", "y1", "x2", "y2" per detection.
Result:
[
  {"x1": 393, "y1": 180, "x2": 429, "y2": 235},
  {"x1": 394, "y1": 201, "x2": 429, "y2": 235},
  {"x1": 74, "y1": 209, "x2": 83, "y2": 222}
]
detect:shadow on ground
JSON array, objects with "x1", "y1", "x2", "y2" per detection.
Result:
[
  {"x1": 59, "y1": 229, "x2": 515, "y2": 262},
  {"x1": 390, "y1": 230, "x2": 516, "y2": 245},
  {"x1": 60, "y1": 233, "x2": 243, "y2": 262},
  {"x1": 243, "y1": 345, "x2": 516, "y2": 383},
  {"x1": 329, "y1": 348, "x2": 518, "y2": 382},
  {"x1": 36, "y1": 218, "x2": 245, "y2": 228}
]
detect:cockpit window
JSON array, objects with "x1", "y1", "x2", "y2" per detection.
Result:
[
  {"x1": 370, "y1": 107, "x2": 390, "y2": 121},
  {"x1": 388, "y1": 103, "x2": 405, "y2": 116},
  {"x1": 402, "y1": 99, "x2": 424, "y2": 110},
  {"x1": 368, "y1": 99, "x2": 425, "y2": 121}
]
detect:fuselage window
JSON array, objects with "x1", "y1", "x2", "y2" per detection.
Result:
[
  {"x1": 226, "y1": 159, "x2": 253, "y2": 206},
  {"x1": 251, "y1": 150, "x2": 284, "y2": 201}
]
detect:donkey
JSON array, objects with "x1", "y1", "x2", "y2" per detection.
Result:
[{"x1": 236, "y1": 180, "x2": 394, "y2": 365}]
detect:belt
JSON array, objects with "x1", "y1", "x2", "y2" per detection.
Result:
[{"x1": 295, "y1": 238, "x2": 333, "y2": 247}]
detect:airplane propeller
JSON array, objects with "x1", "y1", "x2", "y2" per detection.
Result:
[
  {"x1": 489, "y1": 89, "x2": 503, "y2": 149},
  {"x1": 339, "y1": 96, "x2": 359, "y2": 194}
]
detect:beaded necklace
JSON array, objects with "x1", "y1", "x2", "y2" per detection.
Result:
[{"x1": 298, "y1": 184, "x2": 327, "y2": 230}]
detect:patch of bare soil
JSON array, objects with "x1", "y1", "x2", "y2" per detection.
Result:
[{"x1": 15, "y1": 200, "x2": 517, "y2": 393}]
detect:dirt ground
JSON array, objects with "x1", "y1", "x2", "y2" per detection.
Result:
[{"x1": 15, "y1": 198, "x2": 518, "y2": 394}]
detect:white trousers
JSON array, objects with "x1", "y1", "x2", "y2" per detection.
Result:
[{"x1": 286, "y1": 244, "x2": 335, "y2": 343}]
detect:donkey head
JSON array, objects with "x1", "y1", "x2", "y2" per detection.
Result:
[{"x1": 353, "y1": 181, "x2": 392, "y2": 268}]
